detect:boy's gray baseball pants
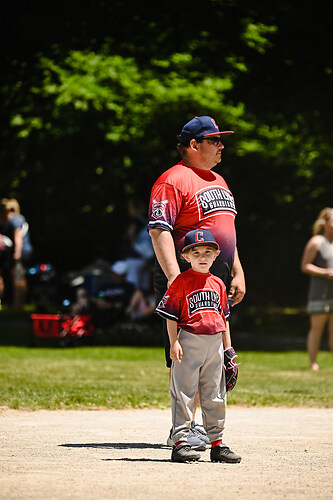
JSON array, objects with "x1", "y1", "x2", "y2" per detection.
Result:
[{"x1": 170, "y1": 328, "x2": 226, "y2": 445}]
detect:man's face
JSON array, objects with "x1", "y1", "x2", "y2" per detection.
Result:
[{"x1": 194, "y1": 136, "x2": 224, "y2": 169}]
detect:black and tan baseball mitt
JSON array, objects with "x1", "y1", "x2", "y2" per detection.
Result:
[{"x1": 224, "y1": 347, "x2": 240, "y2": 393}]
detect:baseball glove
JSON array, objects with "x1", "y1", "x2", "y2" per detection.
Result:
[{"x1": 224, "y1": 347, "x2": 240, "y2": 393}]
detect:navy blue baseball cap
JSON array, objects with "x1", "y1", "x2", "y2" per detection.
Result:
[
  {"x1": 181, "y1": 229, "x2": 220, "y2": 253},
  {"x1": 178, "y1": 116, "x2": 234, "y2": 144}
]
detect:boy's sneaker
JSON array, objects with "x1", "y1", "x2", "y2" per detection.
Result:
[
  {"x1": 188, "y1": 428, "x2": 207, "y2": 450},
  {"x1": 191, "y1": 421, "x2": 210, "y2": 446},
  {"x1": 167, "y1": 428, "x2": 174, "y2": 447},
  {"x1": 210, "y1": 444, "x2": 242, "y2": 463},
  {"x1": 171, "y1": 442, "x2": 201, "y2": 463},
  {"x1": 167, "y1": 428, "x2": 206, "y2": 451}
]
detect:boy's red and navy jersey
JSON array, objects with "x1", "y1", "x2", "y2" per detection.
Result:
[
  {"x1": 148, "y1": 161, "x2": 237, "y2": 288},
  {"x1": 155, "y1": 268, "x2": 230, "y2": 335}
]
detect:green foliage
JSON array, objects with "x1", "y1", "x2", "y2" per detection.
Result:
[
  {"x1": 15, "y1": 50, "x2": 240, "y2": 143},
  {"x1": 0, "y1": 347, "x2": 332, "y2": 410},
  {"x1": 241, "y1": 20, "x2": 278, "y2": 54}
]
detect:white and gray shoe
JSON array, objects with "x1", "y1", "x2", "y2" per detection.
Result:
[
  {"x1": 167, "y1": 427, "x2": 206, "y2": 451},
  {"x1": 190, "y1": 421, "x2": 211, "y2": 446}
]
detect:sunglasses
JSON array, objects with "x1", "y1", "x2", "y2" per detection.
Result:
[{"x1": 197, "y1": 137, "x2": 223, "y2": 146}]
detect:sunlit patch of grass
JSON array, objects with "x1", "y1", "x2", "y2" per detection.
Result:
[{"x1": 0, "y1": 347, "x2": 332, "y2": 409}]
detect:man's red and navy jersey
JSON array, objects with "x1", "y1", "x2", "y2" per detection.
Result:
[
  {"x1": 155, "y1": 268, "x2": 230, "y2": 335},
  {"x1": 148, "y1": 161, "x2": 237, "y2": 288}
]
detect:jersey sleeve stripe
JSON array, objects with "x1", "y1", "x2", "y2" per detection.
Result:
[
  {"x1": 155, "y1": 309, "x2": 179, "y2": 322},
  {"x1": 147, "y1": 220, "x2": 173, "y2": 231}
]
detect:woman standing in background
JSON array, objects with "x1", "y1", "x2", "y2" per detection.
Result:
[
  {"x1": 301, "y1": 207, "x2": 333, "y2": 370},
  {"x1": 1, "y1": 198, "x2": 33, "y2": 309}
]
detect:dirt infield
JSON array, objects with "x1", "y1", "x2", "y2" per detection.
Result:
[{"x1": 1, "y1": 407, "x2": 332, "y2": 500}]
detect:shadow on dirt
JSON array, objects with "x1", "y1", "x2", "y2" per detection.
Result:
[{"x1": 59, "y1": 442, "x2": 170, "y2": 450}]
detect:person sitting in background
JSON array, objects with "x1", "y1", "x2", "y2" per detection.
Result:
[
  {"x1": 127, "y1": 288, "x2": 156, "y2": 319},
  {"x1": 72, "y1": 260, "x2": 136, "y2": 328},
  {"x1": 122, "y1": 197, "x2": 154, "y2": 292},
  {"x1": 301, "y1": 207, "x2": 333, "y2": 371}
]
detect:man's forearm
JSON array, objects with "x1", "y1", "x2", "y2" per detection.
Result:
[
  {"x1": 149, "y1": 228, "x2": 180, "y2": 284},
  {"x1": 232, "y1": 247, "x2": 245, "y2": 281},
  {"x1": 229, "y1": 246, "x2": 246, "y2": 305}
]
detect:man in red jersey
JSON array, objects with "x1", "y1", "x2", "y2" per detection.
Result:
[{"x1": 148, "y1": 116, "x2": 245, "y2": 446}]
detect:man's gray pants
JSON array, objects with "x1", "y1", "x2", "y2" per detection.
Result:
[{"x1": 170, "y1": 329, "x2": 226, "y2": 445}]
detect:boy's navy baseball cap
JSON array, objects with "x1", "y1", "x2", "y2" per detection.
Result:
[
  {"x1": 181, "y1": 229, "x2": 220, "y2": 253},
  {"x1": 178, "y1": 116, "x2": 234, "y2": 144}
]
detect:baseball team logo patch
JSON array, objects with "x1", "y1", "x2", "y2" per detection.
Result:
[
  {"x1": 158, "y1": 295, "x2": 169, "y2": 309},
  {"x1": 152, "y1": 199, "x2": 169, "y2": 219},
  {"x1": 195, "y1": 186, "x2": 236, "y2": 220},
  {"x1": 186, "y1": 289, "x2": 221, "y2": 317}
]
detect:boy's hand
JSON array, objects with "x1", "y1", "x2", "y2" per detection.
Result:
[{"x1": 170, "y1": 340, "x2": 183, "y2": 363}]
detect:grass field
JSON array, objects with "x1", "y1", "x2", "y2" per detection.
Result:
[{"x1": 0, "y1": 346, "x2": 332, "y2": 410}]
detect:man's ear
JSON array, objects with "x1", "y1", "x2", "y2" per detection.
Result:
[{"x1": 189, "y1": 138, "x2": 198, "y2": 151}]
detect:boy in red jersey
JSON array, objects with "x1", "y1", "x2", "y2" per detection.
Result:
[{"x1": 156, "y1": 228, "x2": 241, "y2": 463}]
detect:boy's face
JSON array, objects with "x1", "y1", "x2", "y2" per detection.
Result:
[{"x1": 183, "y1": 245, "x2": 219, "y2": 273}]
